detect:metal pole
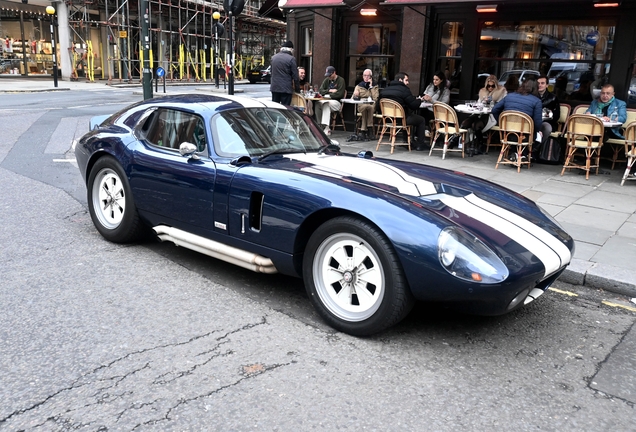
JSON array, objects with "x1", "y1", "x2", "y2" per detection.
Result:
[
  {"x1": 228, "y1": 12, "x2": 234, "y2": 95},
  {"x1": 50, "y1": 18, "x2": 58, "y2": 87},
  {"x1": 141, "y1": 0, "x2": 153, "y2": 99},
  {"x1": 213, "y1": 12, "x2": 220, "y2": 88},
  {"x1": 46, "y1": 6, "x2": 58, "y2": 87}
]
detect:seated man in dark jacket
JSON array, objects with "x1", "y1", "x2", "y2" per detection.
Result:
[
  {"x1": 379, "y1": 72, "x2": 427, "y2": 150},
  {"x1": 537, "y1": 75, "x2": 560, "y2": 152}
]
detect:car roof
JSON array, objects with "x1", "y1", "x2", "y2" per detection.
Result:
[
  {"x1": 111, "y1": 94, "x2": 286, "y2": 128},
  {"x1": 129, "y1": 94, "x2": 283, "y2": 114}
]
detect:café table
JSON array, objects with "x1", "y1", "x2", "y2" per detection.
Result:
[{"x1": 454, "y1": 103, "x2": 492, "y2": 115}]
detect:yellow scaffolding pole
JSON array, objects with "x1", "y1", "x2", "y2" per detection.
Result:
[
  {"x1": 86, "y1": 41, "x2": 95, "y2": 82},
  {"x1": 179, "y1": 44, "x2": 184, "y2": 80},
  {"x1": 200, "y1": 49, "x2": 206, "y2": 82}
]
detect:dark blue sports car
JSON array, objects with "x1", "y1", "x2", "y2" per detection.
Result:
[{"x1": 75, "y1": 94, "x2": 574, "y2": 336}]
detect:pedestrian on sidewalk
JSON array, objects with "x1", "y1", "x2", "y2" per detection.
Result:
[{"x1": 270, "y1": 40, "x2": 299, "y2": 106}]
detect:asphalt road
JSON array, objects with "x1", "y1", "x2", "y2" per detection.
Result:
[{"x1": 1, "y1": 88, "x2": 635, "y2": 431}]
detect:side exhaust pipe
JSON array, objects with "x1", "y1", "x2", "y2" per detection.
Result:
[{"x1": 153, "y1": 225, "x2": 278, "y2": 274}]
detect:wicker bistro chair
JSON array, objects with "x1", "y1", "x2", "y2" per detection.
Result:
[
  {"x1": 560, "y1": 114, "x2": 605, "y2": 180},
  {"x1": 495, "y1": 111, "x2": 534, "y2": 172},
  {"x1": 605, "y1": 108, "x2": 636, "y2": 170},
  {"x1": 572, "y1": 104, "x2": 590, "y2": 115},
  {"x1": 550, "y1": 103, "x2": 571, "y2": 139},
  {"x1": 291, "y1": 93, "x2": 307, "y2": 113},
  {"x1": 621, "y1": 121, "x2": 636, "y2": 186},
  {"x1": 376, "y1": 99, "x2": 411, "y2": 153},
  {"x1": 485, "y1": 124, "x2": 501, "y2": 154},
  {"x1": 429, "y1": 102, "x2": 467, "y2": 159},
  {"x1": 330, "y1": 90, "x2": 347, "y2": 131}
]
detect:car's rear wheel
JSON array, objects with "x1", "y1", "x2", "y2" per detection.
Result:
[
  {"x1": 303, "y1": 216, "x2": 414, "y2": 336},
  {"x1": 87, "y1": 156, "x2": 145, "y2": 243}
]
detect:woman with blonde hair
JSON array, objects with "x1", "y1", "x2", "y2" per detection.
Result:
[{"x1": 461, "y1": 75, "x2": 507, "y2": 153}]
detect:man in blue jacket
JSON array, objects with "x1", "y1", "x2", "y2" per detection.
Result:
[
  {"x1": 491, "y1": 78, "x2": 543, "y2": 160},
  {"x1": 585, "y1": 84, "x2": 627, "y2": 140}
]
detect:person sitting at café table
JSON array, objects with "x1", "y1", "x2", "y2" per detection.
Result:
[
  {"x1": 536, "y1": 74, "x2": 560, "y2": 153},
  {"x1": 380, "y1": 72, "x2": 428, "y2": 151},
  {"x1": 460, "y1": 74, "x2": 507, "y2": 153},
  {"x1": 585, "y1": 83, "x2": 627, "y2": 141},
  {"x1": 352, "y1": 68, "x2": 380, "y2": 140},
  {"x1": 420, "y1": 71, "x2": 451, "y2": 127},
  {"x1": 491, "y1": 78, "x2": 543, "y2": 161},
  {"x1": 314, "y1": 65, "x2": 346, "y2": 136},
  {"x1": 296, "y1": 66, "x2": 309, "y2": 92}
]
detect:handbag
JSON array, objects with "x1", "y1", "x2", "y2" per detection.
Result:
[
  {"x1": 538, "y1": 136, "x2": 562, "y2": 164},
  {"x1": 482, "y1": 114, "x2": 497, "y2": 132}
]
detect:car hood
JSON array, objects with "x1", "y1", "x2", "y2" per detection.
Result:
[{"x1": 262, "y1": 152, "x2": 573, "y2": 278}]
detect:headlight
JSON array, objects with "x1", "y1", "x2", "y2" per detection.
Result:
[{"x1": 437, "y1": 227, "x2": 509, "y2": 284}]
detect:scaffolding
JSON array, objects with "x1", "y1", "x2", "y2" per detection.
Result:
[{"x1": 65, "y1": 0, "x2": 286, "y2": 83}]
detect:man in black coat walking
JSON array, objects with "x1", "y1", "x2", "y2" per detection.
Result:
[
  {"x1": 270, "y1": 41, "x2": 299, "y2": 106},
  {"x1": 379, "y1": 72, "x2": 427, "y2": 150}
]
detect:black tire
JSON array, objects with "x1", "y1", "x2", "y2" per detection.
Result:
[
  {"x1": 303, "y1": 216, "x2": 414, "y2": 336},
  {"x1": 87, "y1": 156, "x2": 145, "y2": 243}
]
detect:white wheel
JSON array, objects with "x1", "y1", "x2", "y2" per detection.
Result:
[
  {"x1": 87, "y1": 156, "x2": 145, "y2": 243},
  {"x1": 92, "y1": 168, "x2": 126, "y2": 229},
  {"x1": 312, "y1": 232, "x2": 385, "y2": 322}
]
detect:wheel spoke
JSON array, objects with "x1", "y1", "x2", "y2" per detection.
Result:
[{"x1": 352, "y1": 279, "x2": 377, "y2": 306}]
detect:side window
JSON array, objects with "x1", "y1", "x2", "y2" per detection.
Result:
[{"x1": 144, "y1": 109, "x2": 206, "y2": 153}]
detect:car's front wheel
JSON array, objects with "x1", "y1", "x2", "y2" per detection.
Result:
[
  {"x1": 303, "y1": 216, "x2": 414, "y2": 336},
  {"x1": 87, "y1": 156, "x2": 145, "y2": 243}
]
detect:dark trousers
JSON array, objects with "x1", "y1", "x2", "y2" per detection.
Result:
[
  {"x1": 272, "y1": 92, "x2": 292, "y2": 106},
  {"x1": 407, "y1": 114, "x2": 427, "y2": 142},
  {"x1": 461, "y1": 114, "x2": 487, "y2": 147}
]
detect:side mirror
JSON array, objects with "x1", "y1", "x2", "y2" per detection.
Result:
[{"x1": 179, "y1": 142, "x2": 200, "y2": 160}]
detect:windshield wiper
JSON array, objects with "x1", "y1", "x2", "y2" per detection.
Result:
[
  {"x1": 257, "y1": 145, "x2": 303, "y2": 162},
  {"x1": 317, "y1": 144, "x2": 341, "y2": 155}
]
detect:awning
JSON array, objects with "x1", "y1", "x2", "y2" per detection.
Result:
[
  {"x1": 380, "y1": 0, "x2": 428, "y2": 4},
  {"x1": 259, "y1": 0, "x2": 286, "y2": 20},
  {"x1": 380, "y1": 0, "x2": 482, "y2": 4},
  {"x1": 279, "y1": 0, "x2": 347, "y2": 9}
]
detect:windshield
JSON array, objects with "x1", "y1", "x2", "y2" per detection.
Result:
[{"x1": 211, "y1": 108, "x2": 325, "y2": 158}]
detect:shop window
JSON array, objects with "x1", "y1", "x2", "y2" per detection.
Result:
[
  {"x1": 345, "y1": 23, "x2": 396, "y2": 87},
  {"x1": 299, "y1": 26, "x2": 312, "y2": 84},
  {"x1": 437, "y1": 22, "x2": 464, "y2": 94},
  {"x1": 628, "y1": 53, "x2": 636, "y2": 107},
  {"x1": 477, "y1": 19, "x2": 615, "y2": 101}
]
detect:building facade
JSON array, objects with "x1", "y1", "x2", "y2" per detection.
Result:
[
  {"x1": 283, "y1": 0, "x2": 636, "y2": 107},
  {"x1": 0, "y1": 0, "x2": 286, "y2": 82}
]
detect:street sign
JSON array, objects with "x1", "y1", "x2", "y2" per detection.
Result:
[{"x1": 156, "y1": 67, "x2": 165, "y2": 78}]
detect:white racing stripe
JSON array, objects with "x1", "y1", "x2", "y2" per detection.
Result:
[
  {"x1": 289, "y1": 153, "x2": 437, "y2": 196},
  {"x1": 440, "y1": 194, "x2": 569, "y2": 278},
  {"x1": 287, "y1": 153, "x2": 569, "y2": 278},
  {"x1": 466, "y1": 194, "x2": 572, "y2": 266}
]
